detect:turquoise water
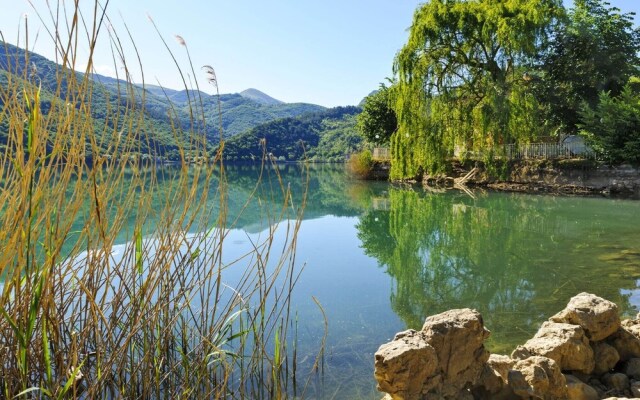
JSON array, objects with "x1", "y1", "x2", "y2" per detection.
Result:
[
  {"x1": 166, "y1": 163, "x2": 639, "y2": 399},
  {"x1": 38, "y1": 163, "x2": 640, "y2": 399}
]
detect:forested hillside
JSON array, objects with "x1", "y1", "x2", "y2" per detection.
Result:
[
  {"x1": 222, "y1": 106, "x2": 362, "y2": 162},
  {"x1": 0, "y1": 42, "x2": 326, "y2": 159}
]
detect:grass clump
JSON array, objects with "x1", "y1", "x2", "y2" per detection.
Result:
[
  {"x1": 348, "y1": 149, "x2": 374, "y2": 179},
  {"x1": 0, "y1": 2, "x2": 313, "y2": 398}
]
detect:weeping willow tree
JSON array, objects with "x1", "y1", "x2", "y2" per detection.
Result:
[{"x1": 391, "y1": 0, "x2": 563, "y2": 178}]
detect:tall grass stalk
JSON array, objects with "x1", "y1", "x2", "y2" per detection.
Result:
[{"x1": 0, "y1": 2, "x2": 312, "y2": 398}]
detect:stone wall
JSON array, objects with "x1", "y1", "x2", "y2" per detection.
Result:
[
  {"x1": 421, "y1": 160, "x2": 640, "y2": 197},
  {"x1": 374, "y1": 293, "x2": 640, "y2": 399},
  {"x1": 493, "y1": 161, "x2": 640, "y2": 196}
]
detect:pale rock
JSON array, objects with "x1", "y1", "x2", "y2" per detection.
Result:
[
  {"x1": 487, "y1": 354, "x2": 516, "y2": 382},
  {"x1": 476, "y1": 362, "x2": 504, "y2": 394},
  {"x1": 550, "y1": 292, "x2": 620, "y2": 341},
  {"x1": 565, "y1": 374, "x2": 599, "y2": 400},
  {"x1": 473, "y1": 355, "x2": 519, "y2": 399},
  {"x1": 602, "y1": 398, "x2": 635, "y2": 400},
  {"x1": 592, "y1": 341, "x2": 620, "y2": 375},
  {"x1": 507, "y1": 356, "x2": 568, "y2": 400},
  {"x1": 374, "y1": 329, "x2": 439, "y2": 400},
  {"x1": 621, "y1": 318, "x2": 640, "y2": 338},
  {"x1": 374, "y1": 309, "x2": 491, "y2": 400},
  {"x1": 420, "y1": 308, "x2": 491, "y2": 397},
  {"x1": 511, "y1": 321, "x2": 594, "y2": 374},
  {"x1": 623, "y1": 358, "x2": 640, "y2": 380}
]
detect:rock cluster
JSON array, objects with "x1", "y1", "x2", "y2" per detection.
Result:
[{"x1": 374, "y1": 292, "x2": 640, "y2": 399}]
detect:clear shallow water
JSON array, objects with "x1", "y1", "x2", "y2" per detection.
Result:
[
  {"x1": 29, "y1": 163, "x2": 640, "y2": 399},
  {"x1": 172, "y1": 165, "x2": 640, "y2": 399},
  {"x1": 185, "y1": 164, "x2": 640, "y2": 399}
]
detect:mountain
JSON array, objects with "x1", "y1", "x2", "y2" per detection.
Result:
[
  {"x1": 0, "y1": 42, "x2": 327, "y2": 156},
  {"x1": 222, "y1": 106, "x2": 363, "y2": 162},
  {"x1": 240, "y1": 88, "x2": 284, "y2": 105},
  {"x1": 0, "y1": 42, "x2": 190, "y2": 160}
]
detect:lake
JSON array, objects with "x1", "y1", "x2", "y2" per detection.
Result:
[{"x1": 62, "y1": 163, "x2": 640, "y2": 399}]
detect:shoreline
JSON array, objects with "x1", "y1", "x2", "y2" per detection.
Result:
[{"x1": 371, "y1": 159, "x2": 640, "y2": 199}]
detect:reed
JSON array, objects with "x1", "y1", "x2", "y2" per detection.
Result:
[{"x1": 0, "y1": 2, "x2": 310, "y2": 398}]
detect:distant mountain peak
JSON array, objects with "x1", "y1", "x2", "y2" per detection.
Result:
[{"x1": 239, "y1": 88, "x2": 284, "y2": 105}]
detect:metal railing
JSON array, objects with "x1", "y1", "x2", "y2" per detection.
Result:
[
  {"x1": 368, "y1": 142, "x2": 596, "y2": 163},
  {"x1": 373, "y1": 147, "x2": 391, "y2": 160},
  {"x1": 502, "y1": 142, "x2": 596, "y2": 160}
]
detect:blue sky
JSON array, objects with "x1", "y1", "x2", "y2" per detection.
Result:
[{"x1": 0, "y1": 0, "x2": 638, "y2": 107}]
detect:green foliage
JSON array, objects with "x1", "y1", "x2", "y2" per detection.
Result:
[
  {"x1": 312, "y1": 114, "x2": 363, "y2": 161},
  {"x1": 222, "y1": 106, "x2": 362, "y2": 162},
  {"x1": 579, "y1": 84, "x2": 640, "y2": 165},
  {"x1": 348, "y1": 149, "x2": 373, "y2": 178},
  {"x1": 357, "y1": 85, "x2": 397, "y2": 145},
  {"x1": 535, "y1": 0, "x2": 640, "y2": 134},
  {"x1": 391, "y1": 0, "x2": 562, "y2": 178}
]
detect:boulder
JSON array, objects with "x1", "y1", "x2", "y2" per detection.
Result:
[
  {"x1": 421, "y1": 308, "x2": 491, "y2": 397},
  {"x1": 592, "y1": 341, "x2": 620, "y2": 375},
  {"x1": 621, "y1": 318, "x2": 640, "y2": 338},
  {"x1": 487, "y1": 354, "x2": 516, "y2": 382},
  {"x1": 565, "y1": 374, "x2": 599, "y2": 400},
  {"x1": 622, "y1": 358, "x2": 640, "y2": 380},
  {"x1": 472, "y1": 355, "x2": 518, "y2": 399},
  {"x1": 550, "y1": 293, "x2": 620, "y2": 341},
  {"x1": 375, "y1": 309, "x2": 491, "y2": 399},
  {"x1": 630, "y1": 380, "x2": 640, "y2": 398},
  {"x1": 374, "y1": 329, "x2": 439, "y2": 400},
  {"x1": 607, "y1": 327, "x2": 640, "y2": 361},
  {"x1": 507, "y1": 356, "x2": 568, "y2": 400},
  {"x1": 602, "y1": 372, "x2": 630, "y2": 395},
  {"x1": 511, "y1": 321, "x2": 594, "y2": 374}
]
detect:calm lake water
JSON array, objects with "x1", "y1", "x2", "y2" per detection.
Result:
[
  {"x1": 57, "y1": 163, "x2": 640, "y2": 398},
  {"x1": 151, "y1": 163, "x2": 639, "y2": 399}
]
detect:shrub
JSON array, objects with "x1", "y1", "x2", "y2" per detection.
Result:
[
  {"x1": 579, "y1": 84, "x2": 640, "y2": 165},
  {"x1": 349, "y1": 149, "x2": 374, "y2": 178}
]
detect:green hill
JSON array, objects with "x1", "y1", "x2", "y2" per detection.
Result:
[
  {"x1": 132, "y1": 85, "x2": 324, "y2": 140},
  {"x1": 222, "y1": 106, "x2": 363, "y2": 162},
  {"x1": 0, "y1": 42, "x2": 327, "y2": 158}
]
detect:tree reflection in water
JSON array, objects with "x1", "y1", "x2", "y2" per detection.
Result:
[{"x1": 357, "y1": 189, "x2": 640, "y2": 353}]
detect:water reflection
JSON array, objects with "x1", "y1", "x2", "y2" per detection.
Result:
[{"x1": 356, "y1": 189, "x2": 640, "y2": 352}]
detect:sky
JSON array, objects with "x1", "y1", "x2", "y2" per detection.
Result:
[{"x1": 0, "y1": 0, "x2": 638, "y2": 107}]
